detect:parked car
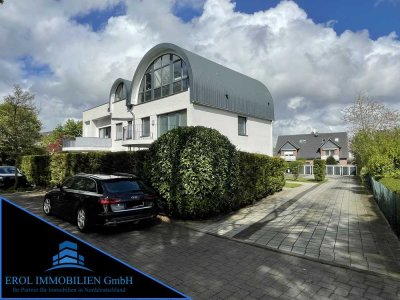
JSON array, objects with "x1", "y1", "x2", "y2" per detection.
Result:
[
  {"x1": 0, "y1": 166, "x2": 28, "y2": 189},
  {"x1": 43, "y1": 173, "x2": 159, "y2": 232}
]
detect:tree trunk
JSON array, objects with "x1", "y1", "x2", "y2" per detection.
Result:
[{"x1": 13, "y1": 156, "x2": 19, "y2": 189}]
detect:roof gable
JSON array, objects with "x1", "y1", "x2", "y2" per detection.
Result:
[
  {"x1": 320, "y1": 139, "x2": 340, "y2": 150},
  {"x1": 279, "y1": 141, "x2": 299, "y2": 152}
]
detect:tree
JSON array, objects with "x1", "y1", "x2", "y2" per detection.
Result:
[
  {"x1": 326, "y1": 155, "x2": 337, "y2": 165},
  {"x1": 342, "y1": 94, "x2": 400, "y2": 135},
  {"x1": 0, "y1": 85, "x2": 42, "y2": 188},
  {"x1": 42, "y1": 119, "x2": 82, "y2": 153}
]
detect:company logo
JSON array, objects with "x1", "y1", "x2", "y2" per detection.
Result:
[{"x1": 46, "y1": 241, "x2": 92, "y2": 271}]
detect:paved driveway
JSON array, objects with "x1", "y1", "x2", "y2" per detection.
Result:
[
  {"x1": 2, "y1": 185, "x2": 400, "y2": 299},
  {"x1": 179, "y1": 177, "x2": 400, "y2": 278}
]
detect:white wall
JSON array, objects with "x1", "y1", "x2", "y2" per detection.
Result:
[
  {"x1": 82, "y1": 103, "x2": 111, "y2": 138},
  {"x1": 129, "y1": 91, "x2": 190, "y2": 139},
  {"x1": 188, "y1": 104, "x2": 273, "y2": 155}
]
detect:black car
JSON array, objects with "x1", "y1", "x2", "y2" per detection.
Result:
[
  {"x1": 0, "y1": 166, "x2": 28, "y2": 189},
  {"x1": 43, "y1": 173, "x2": 159, "y2": 232}
]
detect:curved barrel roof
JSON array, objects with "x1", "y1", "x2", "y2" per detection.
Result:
[{"x1": 129, "y1": 43, "x2": 274, "y2": 121}]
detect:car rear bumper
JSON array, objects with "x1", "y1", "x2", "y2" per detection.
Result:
[{"x1": 98, "y1": 207, "x2": 157, "y2": 226}]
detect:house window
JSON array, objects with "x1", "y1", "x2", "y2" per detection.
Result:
[
  {"x1": 325, "y1": 150, "x2": 335, "y2": 156},
  {"x1": 126, "y1": 121, "x2": 133, "y2": 139},
  {"x1": 238, "y1": 116, "x2": 247, "y2": 136},
  {"x1": 99, "y1": 126, "x2": 111, "y2": 139},
  {"x1": 142, "y1": 117, "x2": 150, "y2": 137},
  {"x1": 158, "y1": 110, "x2": 187, "y2": 137},
  {"x1": 114, "y1": 83, "x2": 125, "y2": 102},
  {"x1": 138, "y1": 54, "x2": 189, "y2": 104},
  {"x1": 116, "y1": 123, "x2": 123, "y2": 140}
]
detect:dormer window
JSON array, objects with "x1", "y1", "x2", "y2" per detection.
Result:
[
  {"x1": 115, "y1": 83, "x2": 125, "y2": 102},
  {"x1": 138, "y1": 53, "x2": 189, "y2": 104}
]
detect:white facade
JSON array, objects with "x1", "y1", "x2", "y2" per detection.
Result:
[{"x1": 63, "y1": 43, "x2": 274, "y2": 155}]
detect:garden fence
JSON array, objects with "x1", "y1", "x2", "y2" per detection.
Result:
[{"x1": 370, "y1": 176, "x2": 400, "y2": 237}]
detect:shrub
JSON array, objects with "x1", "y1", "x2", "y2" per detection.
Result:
[
  {"x1": 144, "y1": 126, "x2": 238, "y2": 219},
  {"x1": 313, "y1": 159, "x2": 326, "y2": 181},
  {"x1": 326, "y1": 155, "x2": 337, "y2": 165},
  {"x1": 20, "y1": 155, "x2": 50, "y2": 186},
  {"x1": 288, "y1": 160, "x2": 304, "y2": 180},
  {"x1": 21, "y1": 151, "x2": 146, "y2": 186}
]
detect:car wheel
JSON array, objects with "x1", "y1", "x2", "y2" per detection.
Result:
[
  {"x1": 76, "y1": 207, "x2": 92, "y2": 232},
  {"x1": 43, "y1": 198, "x2": 53, "y2": 216}
]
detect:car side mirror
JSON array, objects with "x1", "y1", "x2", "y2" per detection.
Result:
[{"x1": 56, "y1": 183, "x2": 62, "y2": 190}]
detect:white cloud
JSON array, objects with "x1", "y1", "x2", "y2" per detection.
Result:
[
  {"x1": 287, "y1": 96, "x2": 305, "y2": 110},
  {"x1": 0, "y1": 0, "x2": 399, "y2": 147}
]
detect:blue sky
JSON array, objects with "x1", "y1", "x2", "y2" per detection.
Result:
[
  {"x1": 235, "y1": 0, "x2": 400, "y2": 40},
  {"x1": 0, "y1": 0, "x2": 399, "y2": 135},
  {"x1": 173, "y1": 0, "x2": 400, "y2": 39}
]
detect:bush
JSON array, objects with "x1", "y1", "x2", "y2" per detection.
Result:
[
  {"x1": 21, "y1": 151, "x2": 146, "y2": 187},
  {"x1": 287, "y1": 160, "x2": 304, "y2": 180},
  {"x1": 326, "y1": 155, "x2": 337, "y2": 165},
  {"x1": 379, "y1": 177, "x2": 400, "y2": 196},
  {"x1": 313, "y1": 159, "x2": 326, "y2": 181},
  {"x1": 144, "y1": 126, "x2": 238, "y2": 219},
  {"x1": 20, "y1": 155, "x2": 50, "y2": 186}
]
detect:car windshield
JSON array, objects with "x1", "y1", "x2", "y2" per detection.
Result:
[
  {"x1": 0, "y1": 167, "x2": 16, "y2": 174},
  {"x1": 103, "y1": 179, "x2": 144, "y2": 193}
]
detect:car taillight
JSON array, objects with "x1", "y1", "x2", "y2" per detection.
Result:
[
  {"x1": 99, "y1": 198, "x2": 121, "y2": 205},
  {"x1": 144, "y1": 195, "x2": 157, "y2": 201}
]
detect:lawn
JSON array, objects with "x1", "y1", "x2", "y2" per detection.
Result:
[
  {"x1": 285, "y1": 182, "x2": 302, "y2": 188},
  {"x1": 285, "y1": 175, "x2": 327, "y2": 183},
  {"x1": 379, "y1": 177, "x2": 400, "y2": 196}
]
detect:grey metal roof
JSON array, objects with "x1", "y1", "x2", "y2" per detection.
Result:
[
  {"x1": 109, "y1": 78, "x2": 132, "y2": 103},
  {"x1": 129, "y1": 43, "x2": 274, "y2": 121},
  {"x1": 275, "y1": 132, "x2": 349, "y2": 159}
]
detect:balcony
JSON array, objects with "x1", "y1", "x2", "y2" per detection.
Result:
[
  {"x1": 281, "y1": 155, "x2": 296, "y2": 162},
  {"x1": 62, "y1": 137, "x2": 112, "y2": 152},
  {"x1": 121, "y1": 124, "x2": 156, "y2": 148}
]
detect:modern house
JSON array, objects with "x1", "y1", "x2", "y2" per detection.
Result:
[
  {"x1": 63, "y1": 43, "x2": 275, "y2": 155},
  {"x1": 275, "y1": 131, "x2": 350, "y2": 165}
]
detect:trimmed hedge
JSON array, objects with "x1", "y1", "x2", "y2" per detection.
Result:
[
  {"x1": 237, "y1": 152, "x2": 285, "y2": 207},
  {"x1": 313, "y1": 159, "x2": 326, "y2": 181},
  {"x1": 144, "y1": 126, "x2": 286, "y2": 219},
  {"x1": 21, "y1": 127, "x2": 286, "y2": 219},
  {"x1": 20, "y1": 155, "x2": 51, "y2": 186},
  {"x1": 21, "y1": 151, "x2": 147, "y2": 186},
  {"x1": 144, "y1": 126, "x2": 238, "y2": 219}
]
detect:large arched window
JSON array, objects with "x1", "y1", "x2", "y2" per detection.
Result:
[
  {"x1": 138, "y1": 54, "x2": 189, "y2": 103},
  {"x1": 114, "y1": 83, "x2": 125, "y2": 102}
]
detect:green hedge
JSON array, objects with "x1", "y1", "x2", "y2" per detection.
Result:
[
  {"x1": 20, "y1": 155, "x2": 51, "y2": 186},
  {"x1": 21, "y1": 127, "x2": 286, "y2": 219},
  {"x1": 314, "y1": 159, "x2": 326, "y2": 181},
  {"x1": 144, "y1": 126, "x2": 286, "y2": 219},
  {"x1": 21, "y1": 151, "x2": 147, "y2": 186},
  {"x1": 237, "y1": 152, "x2": 285, "y2": 207},
  {"x1": 144, "y1": 126, "x2": 238, "y2": 219}
]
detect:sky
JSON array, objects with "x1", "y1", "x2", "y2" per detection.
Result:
[{"x1": 0, "y1": 0, "x2": 399, "y2": 143}]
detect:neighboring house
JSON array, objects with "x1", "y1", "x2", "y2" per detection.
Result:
[
  {"x1": 275, "y1": 132, "x2": 349, "y2": 165},
  {"x1": 63, "y1": 43, "x2": 275, "y2": 155}
]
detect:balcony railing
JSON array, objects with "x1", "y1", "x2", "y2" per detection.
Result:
[
  {"x1": 280, "y1": 155, "x2": 296, "y2": 162},
  {"x1": 62, "y1": 137, "x2": 112, "y2": 150}
]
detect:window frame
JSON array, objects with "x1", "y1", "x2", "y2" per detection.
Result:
[
  {"x1": 141, "y1": 117, "x2": 150, "y2": 137},
  {"x1": 115, "y1": 123, "x2": 123, "y2": 141},
  {"x1": 238, "y1": 116, "x2": 247, "y2": 136},
  {"x1": 114, "y1": 83, "x2": 125, "y2": 103},
  {"x1": 138, "y1": 53, "x2": 189, "y2": 105},
  {"x1": 99, "y1": 126, "x2": 111, "y2": 139}
]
